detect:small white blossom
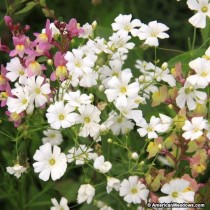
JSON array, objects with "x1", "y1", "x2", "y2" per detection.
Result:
[
  {"x1": 6, "y1": 163, "x2": 27, "y2": 178},
  {"x1": 42, "y1": 129, "x2": 63, "y2": 145},
  {"x1": 106, "y1": 177, "x2": 120, "y2": 193},
  {"x1": 138, "y1": 21, "x2": 169, "y2": 47},
  {"x1": 159, "y1": 179, "x2": 195, "y2": 204},
  {"x1": 33, "y1": 143, "x2": 67, "y2": 181},
  {"x1": 50, "y1": 197, "x2": 69, "y2": 210},
  {"x1": 176, "y1": 80, "x2": 207, "y2": 110},
  {"x1": 188, "y1": 57, "x2": 210, "y2": 88},
  {"x1": 46, "y1": 101, "x2": 79, "y2": 129},
  {"x1": 77, "y1": 184, "x2": 95, "y2": 204},
  {"x1": 182, "y1": 116, "x2": 207, "y2": 140},
  {"x1": 93, "y1": 155, "x2": 112, "y2": 173},
  {"x1": 119, "y1": 176, "x2": 149, "y2": 204},
  {"x1": 187, "y1": 0, "x2": 210, "y2": 28},
  {"x1": 111, "y1": 14, "x2": 142, "y2": 36}
]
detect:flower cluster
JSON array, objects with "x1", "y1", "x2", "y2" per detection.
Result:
[{"x1": 0, "y1": 7, "x2": 209, "y2": 210}]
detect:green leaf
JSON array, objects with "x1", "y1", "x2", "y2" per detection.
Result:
[
  {"x1": 168, "y1": 49, "x2": 205, "y2": 75},
  {"x1": 39, "y1": 0, "x2": 46, "y2": 7},
  {"x1": 42, "y1": 8, "x2": 54, "y2": 18},
  {"x1": 15, "y1": 2, "x2": 37, "y2": 15}
]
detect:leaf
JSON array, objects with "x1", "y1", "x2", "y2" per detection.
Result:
[
  {"x1": 168, "y1": 49, "x2": 205, "y2": 76},
  {"x1": 95, "y1": 25, "x2": 112, "y2": 39},
  {"x1": 39, "y1": 0, "x2": 46, "y2": 7},
  {"x1": 42, "y1": 8, "x2": 54, "y2": 18},
  {"x1": 15, "y1": 2, "x2": 37, "y2": 15}
]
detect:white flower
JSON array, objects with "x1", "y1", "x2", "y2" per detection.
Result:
[
  {"x1": 105, "y1": 111, "x2": 134, "y2": 135},
  {"x1": 46, "y1": 101, "x2": 79, "y2": 129},
  {"x1": 119, "y1": 176, "x2": 149, "y2": 204},
  {"x1": 155, "y1": 114, "x2": 173, "y2": 133},
  {"x1": 106, "y1": 177, "x2": 120, "y2": 194},
  {"x1": 65, "y1": 49, "x2": 94, "y2": 76},
  {"x1": 108, "y1": 32, "x2": 135, "y2": 54},
  {"x1": 188, "y1": 57, "x2": 210, "y2": 88},
  {"x1": 33, "y1": 143, "x2": 67, "y2": 181},
  {"x1": 26, "y1": 76, "x2": 51, "y2": 107},
  {"x1": 105, "y1": 69, "x2": 139, "y2": 107},
  {"x1": 135, "y1": 59, "x2": 155, "y2": 74},
  {"x1": 182, "y1": 116, "x2": 207, "y2": 140},
  {"x1": 76, "y1": 104, "x2": 101, "y2": 137},
  {"x1": 42, "y1": 129, "x2": 63, "y2": 145},
  {"x1": 176, "y1": 80, "x2": 207, "y2": 110},
  {"x1": 50, "y1": 197, "x2": 69, "y2": 210},
  {"x1": 6, "y1": 163, "x2": 27, "y2": 178},
  {"x1": 42, "y1": 22, "x2": 60, "y2": 38},
  {"x1": 187, "y1": 0, "x2": 210, "y2": 28},
  {"x1": 96, "y1": 201, "x2": 114, "y2": 210},
  {"x1": 79, "y1": 22, "x2": 94, "y2": 39},
  {"x1": 138, "y1": 21, "x2": 169, "y2": 47},
  {"x1": 99, "y1": 59, "x2": 123, "y2": 88},
  {"x1": 64, "y1": 90, "x2": 91, "y2": 108},
  {"x1": 77, "y1": 184, "x2": 95, "y2": 204},
  {"x1": 93, "y1": 155, "x2": 112, "y2": 173},
  {"x1": 111, "y1": 14, "x2": 142, "y2": 36},
  {"x1": 6, "y1": 57, "x2": 27, "y2": 84},
  {"x1": 137, "y1": 116, "x2": 160, "y2": 139},
  {"x1": 67, "y1": 144, "x2": 96, "y2": 165},
  {"x1": 159, "y1": 179, "x2": 195, "y2": 204},
  {"x1": 7, "y1": 86, "x2": 30, "y2": 114}
]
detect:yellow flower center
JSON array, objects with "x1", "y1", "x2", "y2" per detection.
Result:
[
  {"x1": 201, "y1": 71, "x2": 207, "y2": 77},
  {"x1": 75, "y1": 61, "x2": 81, "y2": 67},
  {"x1": 18, "y1": 69, "x2": 25, "y2": 75},
  {"x1": 172, "y1": 191, "x2": 178, "y2": 198},
  {"x1": 124, "y1": 24, "x2": 131, "y2": 31},
  {"x1": 38, "y1": 33, "x2": 48, "y2": 42},
  {"x1": 130, "y1": 187, "x2": 138, "y2": 194},
  {"x1": 56, "y1": 66, "x2": 68, "y2": 78},
  {"x1": 84, "y1": 116, "x2": 90, "y2": 123},
  {"x1": 120, "y1": 86, "x2": 127, "y2": 93},
  {"x1": 202, "y1": 6, "x2": 208, "y2": 13},
  {"x1": 185, "y1": 86, "x2": 194, "y2": 94},
  {"x1": 117, "y1": 117, "x2": 123, "y2": 123},
  {"x1": 15, "y1": 44, "x2": 25, "y2": 52},
  {"x1": 112, "y1": 72, "x2": 119, "y2": 77},
  {"x1": 49, "y1": 158, "x2": 56, "y2": 165},
  {"x1": 22, "y1": 98, "x2": 28, "y2": 105},
  {"x1": 49, "y1": 134, "x2": 56, "y2": 138},
  {"x1": 147, "y1": 126, "x2": 153, "y2": 132},
  {"x1": 35, "y1": 88, "x2": 41, "y2": 94},
  {"x1": 59, "y1": 114, "x2": 65, "y2": 121}
]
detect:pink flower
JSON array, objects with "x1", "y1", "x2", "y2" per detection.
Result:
[
  {"x1": 0, "y1": 65, "x2": 10, "y2": 91},
  {"x1": 66, "y1": 18, "x2": 84, "y2": 40},
  {"x1": 50, "y1": 52, "x2": 68, "y2": 81},
  {"x1": 9, "y1": 36, "x2": 29, "y2": 58},
  {"x1": 6, "y1": 111, "x2": 24, "y2": 127},
  {"x1": 34, "y1": 19, "x2": 52, "y2": 44}
]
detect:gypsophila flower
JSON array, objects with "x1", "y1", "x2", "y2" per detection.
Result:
[
  {"x1": 77, "y1": 184, "x2": 95, "y2": 204},
  {"x1": 119, "y1": 176, "x2": 149, "y2": 204},
  {"x1": 182, "y1": 116, "x2": 207, "y2": 140},
  {"x1": 46, "y1": 101, "x2": 79, "y2": 129},
  {"x1": 176, "y1": 80, "x2": 207, "y2": 110},
  {"x1": 93, "y1": 155, "x2": 112, "y2": 173},
  {"x1": 159, "y1": 178, "x2": 195, "y2": 203},
  {"x1": 188, "y1": 57, "x2": 210, "y2": 88},
  {"x1": 138, "y1": 21, "x2": 169, "y2": 46},
  {"x1": 33, "y1": 143, "x2": 67, "y2": 181},
  {"x1": 106, "y1": 177, "x2": 120, "y2": 193},
  {"x1": 42, "y1": 129, "x2": 63, "y2": 145},
  {"x1": 6, "y1": 163, "x2": 27, "y2": 178},
  {"x1": 187, "y1": 0, "x2": 210, "y2": 28},
  {"x1": 67, "y1": 144, "x2": 96, "y2": 165},
  {"x1": 111, "y1": 14, "x2": 142, "y2": 36},
  {"x1": 50, "y1": 197, "x2": 69, "y2": 210}
]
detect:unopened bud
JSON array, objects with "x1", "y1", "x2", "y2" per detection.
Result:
[
  {"x1": 161, "y1": 62, "x2": 168, "y2": 70},
  {"x1": 47, "y1": 59, "x2": 53, "y2": 65},
  {"x1": 131, "y1": 152, "x2": 139, "y2": 160},
  {"x1": 168, "y1": 104, "x2": 173, "y2": 109},
  {"x1": 89, "y1": 93, "x2": 94, "y2": 102},
  {"x1": 92, "y1": 21, "x2": 97, "y2": 29},
  {"x1": 158, "y1": 144, "x2": 162, "y2": 150},
  {"x1": 107, "y1": 138, "x2": 112, "y2": 143},
  {"x1": 139, "y1": 75, "x2": 145, "y2": 82},
  {"x1": 99, "y1": 85, "x2": 104, "y2": 92},
  {"x1": 139, "y1": 161, "x2": 144, "y2": 165}
]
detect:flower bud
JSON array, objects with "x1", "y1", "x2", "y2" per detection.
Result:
[
  {"x1": 161, "y1": 62, "x2": 168, "y2": 70},
  {"x1": 131, "y1": 152, "x2": 139, "y2": 160},
  {"x1": 107, "y1": 138, "x2": 112, "y2": 143},
  {"x1": 99, "y1": 85, "x2": 104, "y2": 92},
  {"x1": 47, "y1": 59, "x2": 53, "y2": 65}
]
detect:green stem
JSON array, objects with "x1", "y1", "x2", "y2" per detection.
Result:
[{"x1": 191, "y1": 27, "x2": 196, "y2": 50}]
